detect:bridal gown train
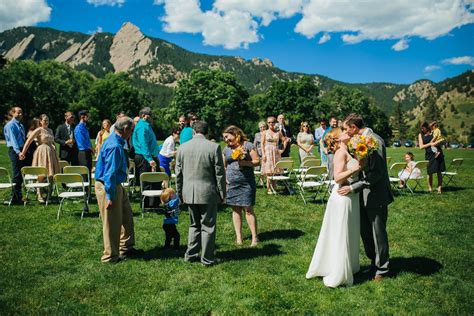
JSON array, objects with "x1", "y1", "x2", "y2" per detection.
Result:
[{"x1": 306, "y1": 158, "x2": 360, "y2": 288}]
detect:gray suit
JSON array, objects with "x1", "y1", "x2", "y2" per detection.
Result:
[
  {"x1": 351, "y1": 129, "x2": 394, "y2": 276},
  {"x1": 176, "y1": 134, "x2": 226, "y2": 265}
]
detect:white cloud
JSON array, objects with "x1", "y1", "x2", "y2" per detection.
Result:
[
  {"x1": 0, "y1": 0, "x2": 51, "y2": 32},
  {"x1": 88, "y1": 26, "x2": 103, "y2": 34},
  {"x1": 392, "y1": 39, "x2": 409, "y2": 51},
  {"x1": 318, "y1": 33, "x2": 331, "y2": 44},
  {"x1": 442, "y1": 56, "x2": 474, "y2": 66},
  {"x1": 424, "y1": 65, "x2": 441, "y2": 73},
  {"x1": 87, "y1": 0, "x2": 125, "y2": 7},
  {"x1": 155, "y1": 0, "x2": 474, "y2": 50}
]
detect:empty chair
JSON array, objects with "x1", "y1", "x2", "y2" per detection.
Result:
[
  {"x1": 140, "y1": 172, "x2": 169, "y2": 217},
  {"x1": 121, "y1": 161, "x2": 137, "y2": 198},
  {"x1": 21, "y1": 166, "x2": 51, "y2": 206},
  {"x1": 296, "y1": 166, "x2": 327, "y2": 204},
  {"x1": 442, "y1": 158, "x2": 463, "y2": 188},
  {"x1": 63, "y1": 166, "x2": 91, "y2": 199},
  {"x1": 58, "y1": 160, "x2": 70, "y2": 172},
  {"x1": 268, "y1": 160, "x2": 294, "y2": 194},
  {"x1": 0, "y1": 167, "x2": 15, "y2": 206},
  {"x1": 54, "y1": 173, "x2": 89, "y2": 219}
]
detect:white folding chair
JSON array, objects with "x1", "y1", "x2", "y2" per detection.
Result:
[
  {"x1": 296, "y1": 166, "x2": 327, "y2": 204},
  {"x1": 122, "y1": 160, "x2": 137, "y2": 198},
  {"x1": 268, "y1": 160, "x2": 294, "y2": 194},
  {"x1": 0, "y1": 167, "x2": 15, "y2": 206},
  {"x1": 63, "y1": 166, "x2": 91, "y2": 200},
  {"x1": 442, "y1": 158, "x2": 463, "y2": 188},
  {"x1": 405, "y1": 160, "x2": 429, "y2": 193},
  {"x1": 140, "y1": 172, "x2": 169, "y2": 218},
  {"x1": 21, "y1": 166, "x2": 51, "y2": 206},
  {"x1": 388, "y1": 162, "x2": 407, "y2": 192},
  {"x1": 54, "y1": 173, "x2": 88, "y2": 219},
  {"x1": 294, "y1": 158, "x2": 321, "y2": 179},
  {"x1": 58, "y1": 160, "x2": 70, "y2": 172}
]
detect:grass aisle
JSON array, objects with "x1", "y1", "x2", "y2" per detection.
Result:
[{"x1": 0, "y1": 145, "x2": 473, "y2": 314}]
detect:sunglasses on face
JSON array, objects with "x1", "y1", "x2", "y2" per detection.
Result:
[
  {"x1": 268, "y1": 121, "x2": 275, "y2": 124},
  {"x1": 303, "y1": 125, "x2": 309, "y2": 127}
]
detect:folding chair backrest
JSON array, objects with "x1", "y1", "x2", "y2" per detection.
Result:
[
  {"x1": 59, "y1": 160, "x2": 70, "y2": 172},
  {"x1": 0, "y1": 167, "x2": 10, "y2": 178},
  {"x1": 301, "y1": 159, "x2": 320, "y2": 168},
  {"x1": 302, "y1": 156, "x2": 319, "y2": 164},
  {"x1": 304, "y1": 166, "x2": 326, "y2": 178},
  {"x1": 414, "y1": 160, "x2": 429, "y2": 172},
  {"x1": 140, "y1": 172, "x2": 169, "y2": 192},
  {"x1": 21, "y1": 166, "x2": 48, "y2": 177},
  {"x1": 389, "y1": 163, "x2": 406, "y2": 176},
  {"x1": 274, "y1": 160, "x2": 294, "y2": 171},
  {"x1": 64, "y1": 166, "x2": 89, "y2": 176},
  {"x1": 54, "y1": 174, "x2": 85, "y2": 195},
  {"x1": 449, "y1": 158, "x2": 463, "y2": 170},
  {"x1": 129, "y1": 160, "x2": 136, "y2": 171},
  {"x1": 279, "y1": 157, "x2": 293, "y2": 162}
]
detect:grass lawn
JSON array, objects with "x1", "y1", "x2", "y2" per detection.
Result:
[{"x1": 0, "y1": 144, "x2": 473, "y2": 314}]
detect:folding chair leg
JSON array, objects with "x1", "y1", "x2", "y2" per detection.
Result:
[
  {"x1": 141, "y1": 198, "x2": 145, "y2": 218},
  {"x1": 298, "y1": 187, "x2": 307, "y2": 205},
  {"x1": 81, "y1": 196, "x2": 88, "y2": 220},
  {"x1": 24, "y1": 189, "x2": 30, "y2": 207},
  {"x1": 57, "y1": 198, "x2": 64, "y2": 220}
]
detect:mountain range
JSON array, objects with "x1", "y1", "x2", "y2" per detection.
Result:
[{"x1": 0, "y1": 22, "x2": 472, "y2": 141}]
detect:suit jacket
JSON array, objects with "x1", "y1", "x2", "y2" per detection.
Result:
[
  {"x1": 55, "y1": 123, "x2": 78, "y2": 160},
  {"x1": 277, "y1": 124, "x2": 292, "y2": 156},
  {"x1": 351, "y1": 129, "x2": 394, "y2": 209},
  {"x1": 175, "y1": 134, "x2": 226, "y2": 204}
]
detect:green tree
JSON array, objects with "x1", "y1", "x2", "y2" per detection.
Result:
[
  {"x1": 423, "y1": 95, "x2": 441, "y2": 123},
  {"x1": 391, "y1": 101, "x2": 408, "y2": 139},
  {"x1": 171, "y1": 69, "x2": 251, "y2": 139}
]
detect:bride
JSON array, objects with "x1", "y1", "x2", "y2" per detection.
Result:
[{"x1": 306, "y1": 127, "x2": 362, "y2": 288}]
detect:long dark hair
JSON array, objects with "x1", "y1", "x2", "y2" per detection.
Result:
[{"x1": 420, "y1": 122, "x2": 431, "y2": 134}]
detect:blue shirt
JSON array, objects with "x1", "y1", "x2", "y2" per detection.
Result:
[
  {"x1": 95, "y1": 132, "x2": 127, "y2": 201},
  {"x1": 163, "y1": 197, "x2": 179, "y2": 225},
  {"x1": 179, "y1": 126, "x2": 193, "y2": 144},
  {"x1": 3, "y1": 118, "x2": 25, "y2": 154},
  {"x1": 314, "y1": 126, "x2": 326, "y2": 145},
  {"x1": 74, "y1": 122, "x2": 92, "y2": 151},
  {"x1": 132, "y1": 119, "x2": 159, "y2": 162}
]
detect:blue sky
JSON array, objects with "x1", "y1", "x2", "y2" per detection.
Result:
[{"x1": 2, "y1": 0, "x2": 473, "y2": 84}]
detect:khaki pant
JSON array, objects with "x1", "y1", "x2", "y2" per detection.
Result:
[{"x1": 95, "y1": 182, "x2": 135, "y2": 262}]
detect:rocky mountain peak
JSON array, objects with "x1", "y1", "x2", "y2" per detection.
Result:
[{"x1": 109, "y1": 22, "x2": 153, "y2": 72}]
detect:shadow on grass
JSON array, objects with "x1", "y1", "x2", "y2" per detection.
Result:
[
  {"x1": 354, "y1": 256, "x2": 443, "y2": 284},
  {"x1": 218, "y1": 243, "x2": 283, "y2": 261},
  {"x1": 258, "y1": 229, "x2": 305, "y2": 241}
]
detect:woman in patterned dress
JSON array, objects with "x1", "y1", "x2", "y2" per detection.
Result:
[
  {"x1": 223, "y1": 125, "x2": 260, "y2": 247},
  {"x1": 261, "y1": 116, "x2": 288, "y2": 194}
]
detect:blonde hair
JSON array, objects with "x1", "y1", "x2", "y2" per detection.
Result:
[
  {"x1": 300, "y1": 121, "x2": 310, "y2": 132},
  {"x1": 324, "y1": 127, "x2": 342, "y2": 153},
  {"x1": 160, "y1": 188, "x2": 176, "y2": 204},
  {"x1": 429, "y1": 121, "x2": 439, "y2": 129}
]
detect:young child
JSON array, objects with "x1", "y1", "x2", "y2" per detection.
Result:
[
  {"x1": 429, "y1": 121, "x2": 444, "y2": 158},
  {"x1": 160, "y1": 188, "x2": 180, "y2": 249},
  {"x1": 398, "y1": 152, "x2": 421, "y2": 188}
]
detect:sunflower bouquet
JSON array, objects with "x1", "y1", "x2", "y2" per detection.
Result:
[
  {"x1": 231, "y1": 147, "x2": 246, "y2": 160},
  {"x1": 348, "y1": 135, "x2": 379, "y2": 160}
]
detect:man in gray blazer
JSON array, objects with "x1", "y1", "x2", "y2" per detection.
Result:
[
  {"x1": 338, "y1": 113, "x2": 394, "y2": 281},
  {"x1": 175, "y1": 121, "x2": 226, "y2": 266}
]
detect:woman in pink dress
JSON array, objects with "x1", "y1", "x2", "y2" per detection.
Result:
[{"x1": 260, "y1": 116, "x2": 288, "y2": 194}]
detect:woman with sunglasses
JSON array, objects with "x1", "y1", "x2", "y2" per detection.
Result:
[
  {"x1": 261, "y1": 116, "x2": 288, "y2": 194},
  {"x1": 297, "y1": 121, "x2": 315, "y2": 161}
]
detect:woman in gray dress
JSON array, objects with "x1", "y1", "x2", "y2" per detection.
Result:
[{"x1": 223, "y1": 125, "x2": 260, "y2": 247}]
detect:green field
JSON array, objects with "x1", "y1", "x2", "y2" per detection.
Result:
[{"x1": 0, "y1": 144, "x2": 473, "y2": 314}]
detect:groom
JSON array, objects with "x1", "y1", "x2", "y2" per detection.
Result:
[{"x1": 338, "y1": 113, "x2": 393, "y2": 281}]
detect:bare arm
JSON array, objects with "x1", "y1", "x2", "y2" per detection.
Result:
[
  {"x1": 261, "y1": 132, "x2": 266, "y2": 161},
  {"x1": 418, "y1": 133, "x2": 431, "y2": 149},
  {"x1": 20, "y1": 128, "x2": 41, "y2": 158},
  {"x1": 334, "y1": 151, "x2": 360, "y2": 184}
]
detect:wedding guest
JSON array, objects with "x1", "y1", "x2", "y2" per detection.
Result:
[
  {"x1": 179, "y1": 112, "x2": 198, "y2": 145},
  {"x1": 55, "y1": 111, "x2": 78, "y2": 165},
  {"x1": 176, "y1": 121, "x2": 226, "y2": 266},
  {"x1": 398, "y1": 152, "x2": 421, "y2": 188},
  {"x1": 276, "y1": 114, "x2": 292, "y2": 157},
  {"x1": 223, "y1": 125, "x2": 260, "y2": 247},
  {"x1": 75, "y1": 110, "x2": 94, "y2": 186},
  {"x1": 178, "y1": 115, "x2": 186, "y2": 132},
  {"x1": 261, "y1": 116, "x2": 287, "y2": 194},
  {"x1": 133, "y1": 107, "x2": 160, "y2": 207},
  {"x1": 20, "y1": 114, "x2": 60, "y2": 203},
  {"x1": 95, "y1": 119, "x2": 111, "y2": 155},
  {"x1": 297, "y1": 121, "x2": 315, "y2": 161},
  {"x1": 95, "y1": 116, "x2": 137, "y2": 263},
  {"x1": 24, "y1": 117, "x2": 40, "y2": 167},
  {"x1": 4, "y1": 106, "x2": 25, "y2": 204},
  {"x1": 158, "y1": 127, "x2": 179, "y2": 188},
  {"x1": 320, "y1": 116, "x2": 338, "y2": 167},
  {"x1": 314, "y1": 118, "x2": 328, "y2": 158},
  {"x1": 160, "y1": 188, "x2": 180, "y2": 249},
  {"x1": 253, "y1": 121, "x2": 266, "y2": 159},
  {"x1": 418, "y1": 122, "x2": 446, "y2": 194}
]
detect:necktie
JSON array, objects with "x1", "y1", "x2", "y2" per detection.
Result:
[{"x1": 19, "y1": 121, "x2": 25, "y2": 141}]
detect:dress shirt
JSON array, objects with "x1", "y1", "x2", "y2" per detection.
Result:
[
  {"x1": 314, "y1": 126, "x2": 326, "y2": 144},
  {"x1": 4, "y1": 118, "x2": 25, "y2": 154},
  {"x1": 74, "y1": 122, "x2": 92, "y2": 151},
  {"x1": 159, "y1": 135, "x2": 175, "y2": 158},
  {"x1": 95, "y1": 132, "x2": 127, "y2": 201},
  {"x1": 132, "y1": 119, "x2": 159, "y2": 162},
  {"x1": 179, "y1": 126, "x2": 193, "y2": 144}
]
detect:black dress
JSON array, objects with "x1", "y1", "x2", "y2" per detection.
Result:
[{"x1": 422, "y1": 134, "x2": 446, "y2": 175}]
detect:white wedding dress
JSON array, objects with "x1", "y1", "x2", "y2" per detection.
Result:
[{"x1": 306, "y1": 158, "x2": 360, "y2": 288}]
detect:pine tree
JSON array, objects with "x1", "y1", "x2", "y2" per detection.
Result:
[{"x1": 392, "y1": 102, "x2": 408, "y2": 139}]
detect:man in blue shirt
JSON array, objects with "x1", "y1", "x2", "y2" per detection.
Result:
[
  {"x1": 74, "y1": 110, "x2": 94, "y2": 199},
  {"x1": 322, "y1": 116, "x2": 338, "y2": 184},
  {"x1": 314, "y1": 118, "x2": 327, "y2": 156},
  {"x1": 3, "y1": 107, "x2": 26, "y2": 204},
  {"x1": 132, "y1": 107, "x2": 161, "y2": 208},
  {"x1": 95, "y1": 116, "x2": 137, "y2": 263}
]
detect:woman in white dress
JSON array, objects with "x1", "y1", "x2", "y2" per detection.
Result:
[{"x1": 306, "y1": 127, "x2": 362, "y2": 288}]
